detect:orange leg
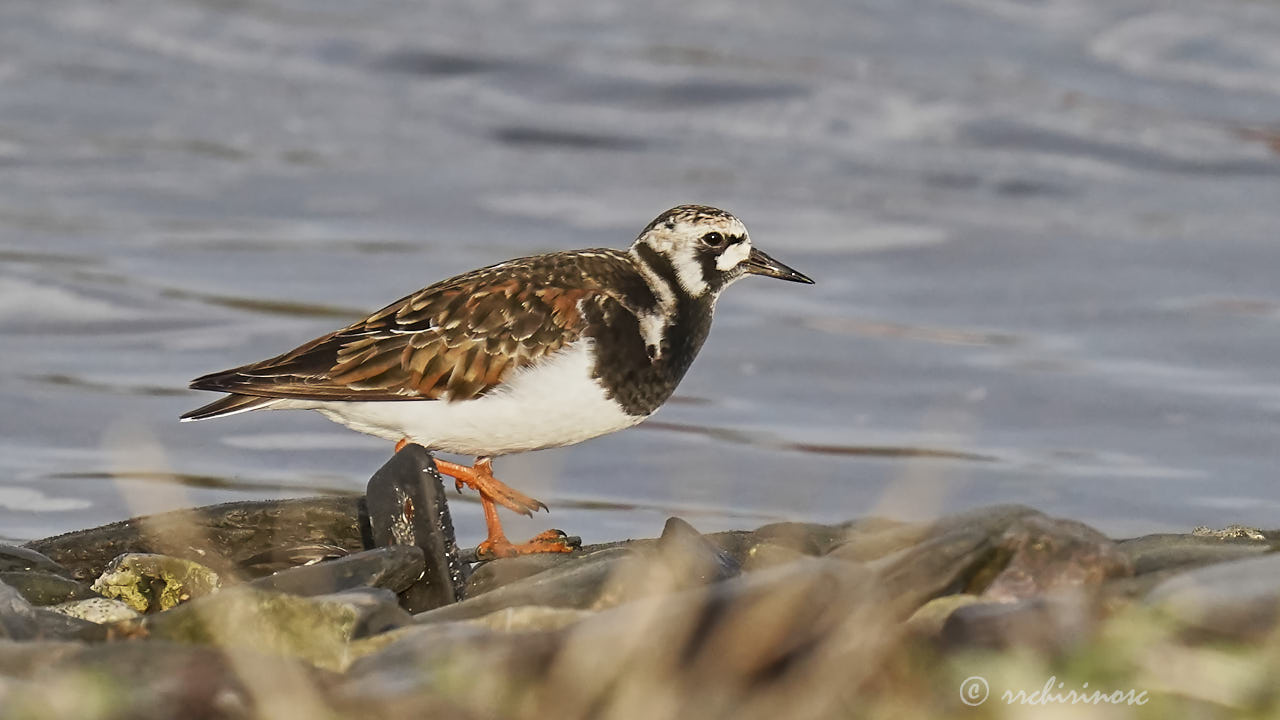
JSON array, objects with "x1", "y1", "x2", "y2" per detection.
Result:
[{"x1": 395, "y1": 441, "x2": 575, "y2": 559}]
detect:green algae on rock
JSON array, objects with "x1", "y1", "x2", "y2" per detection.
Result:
[{"x1": 91, "y1": 554, "x2": 221, "y2": 613}]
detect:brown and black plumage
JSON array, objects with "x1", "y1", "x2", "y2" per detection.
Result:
[
  {"x1": 183, "y1": 205, "x2": 813, "y2": 557},
  {"x1": 184, "y1": 249, "x2": 649, "y2": 413}
]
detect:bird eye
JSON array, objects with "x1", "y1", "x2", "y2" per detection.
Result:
[{"x1": 701, "y1": 231, "x2": 726, "y2": 248}]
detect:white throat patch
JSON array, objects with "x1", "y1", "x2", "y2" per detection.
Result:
[{"x1": 716, "y1": 241, "x2": 751, "y2": 272}]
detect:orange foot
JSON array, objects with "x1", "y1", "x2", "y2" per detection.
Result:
[
  {"x1": 478, "y1": 528, "x2": 577, "y2": 560},
  {"x1": 395, "y1": 440, "x2": 575, "y2": 558}
]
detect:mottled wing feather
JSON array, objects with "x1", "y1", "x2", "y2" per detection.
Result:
[{"x1": 189, "y1": 251, "x2": 636, "y2": 402}]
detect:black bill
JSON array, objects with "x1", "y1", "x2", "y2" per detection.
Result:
[{"x1": 744, "y1": 247, "x2": 814, "y2": 284}]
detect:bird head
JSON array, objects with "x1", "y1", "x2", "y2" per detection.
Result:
[{"x1": 630, "y1": 205, "x2": 813, "y2": 300}]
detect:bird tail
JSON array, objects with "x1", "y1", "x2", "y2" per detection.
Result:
[{"x1": 180, "y1": 394, "x2": 279, "y2": 422}]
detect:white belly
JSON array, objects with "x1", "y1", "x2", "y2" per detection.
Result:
[{"x1": 281, "y1": 341, "x2": 646, "y2": 456}]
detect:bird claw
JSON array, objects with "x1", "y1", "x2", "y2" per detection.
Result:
[{"x1": 476, "y1": 529, "x2": 579, "y2": 559}]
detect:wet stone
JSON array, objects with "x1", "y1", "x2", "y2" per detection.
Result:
[
  {"x1": 830, "y1": 507, "x2": 1039, "y2": 564},
  {"x1": 699, "y1": 530, "x2": 760, "y2": 566},
  {"x1": 828, "y1": 522, "x2": 929, "y2": 563},
  {"x1": 979, "y1": 515, "x2": 1132, "y2": 602},
  {"x1": 130, "y1": 585, "x2": 412, "y2": 671},
  {"x1": 741, "y1": 541, "x2": 810, "y2": 572},
  {"x1": 248, "y1": 545, "x2": 425, "y2": 597},
  {"x1": 549, "y1": 558, "x2": 890, "y2": 710},
  {"x1": 25, "y1": 496, "x2": 365, "y2": 582},
  {"x1": 1192, "y1": 524, "x2": 1267, "y2": 541},
  {"x1": 91, "y1": 553, "x2": 221, "y2": 613},
  {"x1": 467, "y1": 605, "x2": 595, "y2": 633},
  {"x1": 650, "y1": 517, "x2": 741, "y2": 589},
  {"x1": 939, "y1": 594, "x2": 1099, "y2": 653},
  {"x1": 314, "y1": 587, "x2": 417, "y2": 638},
  {"x1": 751, "y1": 521, "x2": 847, "y2": 556},
  {"x1": 353, "y1": 604, "x2": 595, "y2": 669},
  {"x1": 30, "y1": 608, "x2": 108, "y2": 642},
  {"x1": 416, "y1": 548, "x2": 634, "y2": 624},
  {"x1": 340, "y1": 621, "x2": 561, "y2": 710},
  {"x1": 1146, "y1": 553, "x2": 1280, "y2": 640},
  {"x1": 466, "y1": 552, "x2": 578, "y2": 598},
  {"x1": 868, "y1": 523, "x2": 1003, "y2": 618},
  {"x1": 0, "y1": 571, "x2": 95, "y2": 606},
  {"x1": 0, "y1": 580, "x2": 39, "y2": 640},
  {"x1": 0, "y1": 580, "x2": 104, "y2": 641},
  {"x1": 237, "y1": 543, "x2": 350, "y2": 577},
  {"x1": 902, "y1": 594, "x2": 985, "y2": 639},
  {"x1": 46, "y1": 597, "x2": 140, "y2": 624},
  {"x1": 0, "y1": 545, "x2": 70, "y2": 576},
  {"x1": 363, "y1": 444, "x2": 465, "y2": 613},
  {"x1": 1118, "y1": 533, "x2": 1271, "y2": 575}
]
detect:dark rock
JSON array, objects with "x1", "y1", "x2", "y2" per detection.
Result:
[
  {"x1": 466, "y1": 553, "x2": 578, "y2": 598},
  {"x1": 314, "y1": 587, "x2": 417, "y2": 638},
  {"x1": 340, "y1": 622, "x2": 561, "y2": 715},
  {"x1": 740, "y1": 541, "x2": 810, "y2": 571},
  {"x1": 650, "y1": 517, "x2": 741, "y2": 588},
  {"x1": 25, "y1": 496, "x2": 365, "y2": 582},
  {"x1": 0, "y1": 545, "x2": 70, "y2": 576},
  {"x1": 834, "y1": 505, "x2": 1039, "y2": 565},
  {"x1": 416, "y1": 548, "x2": 633, "y2": 624},
  {"x1": 348, "y1": 557, "x2": 890, "y2": 718},
  {"x1": 363, "y1": 444, "x2": 465, "y2": 613},
  {"x1": 1116, "y1": 533, "x2": 1270, "y2": 575},
  {"x1": 430, "y1": 520, "x2": 735, "y2": 623},
  {"x1": 125, "y1": 585, "x2": 412, "y2": 670},
  {"x1": 902, "y1": 594, "x2": 985, "y2": 638},
  {"x1": 465, "y1": 605, "x2": 594, "y2": 632},
  {"x1": 237, "y1": 544, "x2": 351, "y2": 577},
  {"x1": 30, "y1": 608, "x2": 109, "y2": 642},
  {"x1": 980, "y1": 514, "x2": 1132, "y2": 602},
  {"x1": 751, "y1": 521, "x2": 848, "y2": 555},
  {"x1": 0, "y1": 571, "x2": 95, "y2": 606},
  {"x1": 248, "y1": 546, "x2": 425, "y2": 597},
  {"x1": 0, "y1": 580, "x2": 39, "y2": 640},
  {"x1": 865, "y1": 507, "x2": 1129, "y2": 617},
  {"x1": 868, "y1": 523, "x2": 1004, "y2": 618},
  {"x1": 91, "y1": 553, "x2": 221, "y2": 613},
  {"x1": 828, "y1": 522, "x2": 929, "y2": 563},
  {"x1": 0, "y1": 580, "x2": 106, "y2": 641},
  {"x1": 939, "y1": 594, "x2": 1099, "y2": 653},
  {"x1": 699, "y1": 530, "x2": 760, "y2": 565},
  {"x1": 1146, "y1": 554, "x2": 1280, "y2": 640}
]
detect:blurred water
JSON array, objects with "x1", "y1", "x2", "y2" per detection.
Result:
[{"x1": 3, "y1": 0, "x2": 1280, "y2": 546}]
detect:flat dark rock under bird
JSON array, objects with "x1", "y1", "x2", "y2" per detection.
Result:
[{"x1": 182, "y1": 205, "x2": 814, "y2": 558}]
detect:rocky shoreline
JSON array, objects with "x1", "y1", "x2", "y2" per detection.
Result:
[{"x1": 2, "y1": 445, "x2": 1277, "y2": 718}]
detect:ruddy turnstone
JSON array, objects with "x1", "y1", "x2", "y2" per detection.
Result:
[{"x1": 182, "y1": 205, "x2": 813, "y2": 557}]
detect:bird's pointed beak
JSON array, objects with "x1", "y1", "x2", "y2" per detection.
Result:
[{"x1": 744, "y1": 247, "x2": 814, "y2": 284}]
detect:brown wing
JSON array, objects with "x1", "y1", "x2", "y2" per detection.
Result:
[{"x1": 189, "y1": 250, "x2": 640, "y2": 402}]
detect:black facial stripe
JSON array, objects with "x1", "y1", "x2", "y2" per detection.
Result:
[
  {"x1": 633, "y1": 242, "x2": 682, "y2": 295},
  {"x1": 696, "y1": 247, "x2": 726, "y2": 292}
]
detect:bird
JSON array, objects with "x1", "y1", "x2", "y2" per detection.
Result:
[{"x1": 182, "y1": 205, "x2": 813, "y2": 558}]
